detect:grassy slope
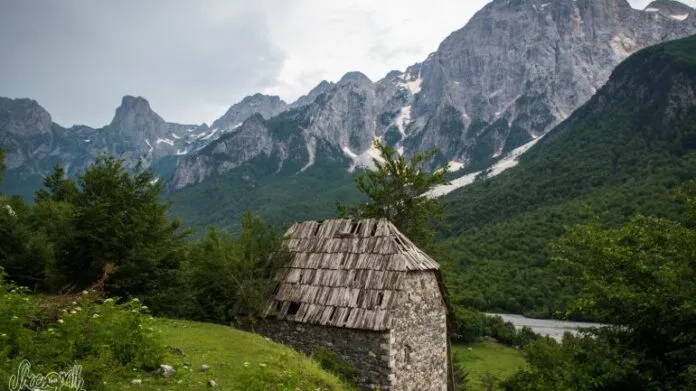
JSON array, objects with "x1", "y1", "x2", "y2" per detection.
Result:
[
  {"x1": 107, "y1": 318, "x2": 353, "y2": 391},
  {"x1": 454, "y1": 342, "x2": 527, "y2": 391}
]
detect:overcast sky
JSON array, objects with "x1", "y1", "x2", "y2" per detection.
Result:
[{"x1": 0, "y1": 0, "x2": 694, "y2": 127}]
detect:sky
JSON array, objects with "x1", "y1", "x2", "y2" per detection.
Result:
[{"x1": 0, "y1": 0, "x2": 694, "y2": 127}]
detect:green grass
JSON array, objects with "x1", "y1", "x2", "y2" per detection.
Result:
[
  {"x1": 454, "y1": 341, "x2": 527, "y2": 390},
  {"x1": 106, "y1": 318, "x2": 353, "y2": 391}
]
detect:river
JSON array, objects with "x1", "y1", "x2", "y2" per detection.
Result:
[{"x1": 487, "y1": 313, "x2": 606, "y2": 342}]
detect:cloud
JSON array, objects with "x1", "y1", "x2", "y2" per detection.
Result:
[
  {"x1": 0, "y1": 0, "x2": 285, "y2": 127},
  {"x1": 0, "y1": 0, "x2": 694, "y2": 126}
]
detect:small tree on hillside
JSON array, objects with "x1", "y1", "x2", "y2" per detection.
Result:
[{"x1": 337, "y1": 139, "x2": 450, "y2": 248}]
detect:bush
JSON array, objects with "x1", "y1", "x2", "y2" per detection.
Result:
[{"x1": 0, "y1": 273, "x2": 165, "y2": 390}]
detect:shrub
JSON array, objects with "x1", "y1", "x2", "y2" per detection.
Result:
[{"x1": 0, "y1": 273, "x2": 165, "y2": 390}]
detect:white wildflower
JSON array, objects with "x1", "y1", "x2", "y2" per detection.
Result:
[
  {"x1": 104, "y1": 298, "x2": 114, "y2": 303},
  {"x1": 82, "y1": 290, "x2": 89, "y2": 295},
  {"x1": 58, "y1": 319, "x2": 64, "y2": 324},
  {"x1": 92, "y1": 314, "x2": 100, "y2": 318},
  {"x1": 70, "y1": 310, "x2": 77, "y2": 314}
]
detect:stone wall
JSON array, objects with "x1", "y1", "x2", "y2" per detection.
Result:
[
  {"x1": 389, "y1": 272, "x2": 449, "y2": 390},
  {"x1": 251, "y1": 320, "x2": 392, "y2": 390}
]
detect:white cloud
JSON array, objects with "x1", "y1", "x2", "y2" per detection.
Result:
[{"x1": 262, "y1": 0, "x2": 490, "y2": 101}]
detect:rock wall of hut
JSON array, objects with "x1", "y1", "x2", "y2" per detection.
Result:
[
  {"x1": 389, "y1": 272, "x2": 449, "y2": 390},
  {"x1": 252, "y1": 320, "x2": 392, "y2": 390}
]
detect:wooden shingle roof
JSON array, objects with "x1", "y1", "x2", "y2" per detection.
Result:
[{"x1": 266, "y1": 218, "x2": 441, "y2": 331}]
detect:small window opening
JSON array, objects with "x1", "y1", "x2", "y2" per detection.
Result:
[
  {"x1": 404, "y1": 344, "x2": 412, "y2": 364},
  {"x1": 313, "y1": 221, "x2": 323, "y2": 236},
  {"x1": 394, "y1": 236, "x2": 406, "y2": 250},
  {"x1": 370, "y1": 222, "x2": 378, "y2": 237},
  {"x1": 350, "y1": 220, "x2": 360, "y2": 234},
  {"x1": 287, "y1": 301, "x2": 301, "y2": 316},
  {"x1": 343, "y1": 309, "x2": 352, "y2": 323}
]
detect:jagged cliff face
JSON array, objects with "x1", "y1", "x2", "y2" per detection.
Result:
[
  {"x1": 402, "y1": 0, "x2": 696, "y2": 166},
  {"x1": 211, "y1": 93, "x2": 288, "y2": 132},
  {"x1": 170, "y1": 0, "x2": 696, "y2": 189},
  {"x1": 0, "y1": 92, "x2": 293, "y2": 197}
]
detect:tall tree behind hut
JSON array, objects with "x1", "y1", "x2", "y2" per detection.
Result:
[{"x1": 337, "y1": 139, "x2": 449, "y2": 250}]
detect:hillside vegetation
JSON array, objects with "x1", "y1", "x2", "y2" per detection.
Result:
[{"x1": 440, "y1": 35, "x2": 696, "y2": 318}]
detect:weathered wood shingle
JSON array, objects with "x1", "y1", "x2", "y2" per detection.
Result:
[{"x1": 266, "y1": 218, "x2": 441, "y2": 331}]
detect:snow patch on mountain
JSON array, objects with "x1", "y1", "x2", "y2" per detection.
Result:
[
  {"x1": 404, "y1": 77, "x2": 422, "y2": 95},
  {"x1": 342, "y1": 139, "x2": 387, "y2": 172},
  {"x1": 300, "y1": 138, "x2": 317, "y2": 173},
  {"x1": 145, "y1": 139, "x2": 153, "y2": 153},
  {"x1": 426, "y1": 137, "x2": 541, "y2": 198},
  {"x1": 156, "y1": 138, "x2": 174, "y2": 146},
  {"x1": 395, "y1": 105, "x2": 412, "y2": 137},
  {"x1": 447, "y1": 161, "x2": 465, "y2": 172},
  {"x1": 200, "y1": 128, "x2": 218, "y2": 141},
  {"x1": 671, "y1": 14, "x2": 689, "y2": 21}
]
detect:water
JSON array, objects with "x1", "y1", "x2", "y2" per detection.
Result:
[{"x1": 487, "y1": 313, "x2": 606, "y2": 342}]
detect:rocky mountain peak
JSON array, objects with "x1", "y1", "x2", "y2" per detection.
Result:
[
  {"x1": 0, "y1": 97, "x2": 53, "y2": 136},
  {"x1": 110, "y1": 95, "x2": 163, "y2": 127},
  {"x1": 644, "y1": 0, "x2": 694, "y2": 18},
  {"x1": 338, "y1": 71, "x2": 372, "y2": 87},
  {"x1": 211, "y1": 93, "x2": 288, "y2": 131},
  {"x1": 290, "y1": 80, "x2": 335, "y2": 109}
]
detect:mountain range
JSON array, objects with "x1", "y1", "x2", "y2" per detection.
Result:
[{"x1": 1, "y1": 0, "x2": 696, "y2": 229}]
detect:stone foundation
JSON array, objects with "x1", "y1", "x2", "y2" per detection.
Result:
[{"x1": 250, "y1": 320, "x2": 392, "y2": 390}]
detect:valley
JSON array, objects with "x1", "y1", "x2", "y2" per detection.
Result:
[{"x1": 3, "y1": 0, "x2": 696, "y2": 390}]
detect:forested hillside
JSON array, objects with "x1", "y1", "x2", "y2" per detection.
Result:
[{"x1": 440, "y1": 35, "x2": 696, "y2": 318}]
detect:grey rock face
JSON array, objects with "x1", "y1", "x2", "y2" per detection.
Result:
[
  {"x1": 644, "y1": 0, "x2": 695, "y2": 17},
  {"x1": 402, "y1": 0, "x2": 696, "y2": 166},
  {"x1": 0, "y1": 98, "x2": 52, "y2": 137},
  {"x1": 168, "y1": 0, "x2": 696, "y2": 190},
  {"x1": 0, "y1": 93, "x2": 290, "y2": 197},
  {"x1": 211, "y1": 93, "x2": 288, "y2": 131},
  {"x1": 170, "y1": 114, "x2": 274, "y2": 189},
  {"x1": 289, "y1": 80, "x2": 335, "y2": 109},
  {"x1": 306, "y1": 71, "x2": 377, "y2": 153}
]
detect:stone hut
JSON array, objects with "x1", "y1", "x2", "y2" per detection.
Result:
[{"x1": 255, "y1": 218, "x2": 454, "y2": 391}]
